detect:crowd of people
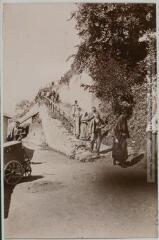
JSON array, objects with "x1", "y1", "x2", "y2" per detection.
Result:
[
  {"x1": 72, "y1": 100, "x2": 132, "y2": 166},
  {"x1": 72, "y1": 100, "x2": 109, "y2": 156},
  {"x1": 35, "y1": 82, "x2": 60, "y2": 104}
]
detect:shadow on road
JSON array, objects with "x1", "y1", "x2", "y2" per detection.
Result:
[
  {"x1": 95, "y1": 160, "x2": 157, "y2": 193},
  {"x1": 31, "y1": 162, "x2": 45, "y2": 165},
  {"x1": 4, "y1": 183, "x2": 14, "y2": 219},
  {"x1": 112, "y1": 153, "x2": 144, "y2": 168},
  {"x1": 100, "y1": 148, "x2": 112, "y2": 154},
  {"x1": 4, "y1": 175, "x2": 43, "y2": 219},
  {"x1": 125, "y1": 153, "x2": 144, "y2": 167},
  {"x1": 20, "y1": 175, "x2": 44, "y2": 183}
]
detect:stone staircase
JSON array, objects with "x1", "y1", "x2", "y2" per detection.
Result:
[
  {"x1": 39, "y1": 97, "x2": 111, "y2": 161},
  {"x1": 42, "y1": 97, "x2": 74, "y2": 134}
]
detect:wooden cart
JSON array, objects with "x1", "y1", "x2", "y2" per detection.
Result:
[{"x1": 4, "y1": 141, "x2": 34, "y2": 185}]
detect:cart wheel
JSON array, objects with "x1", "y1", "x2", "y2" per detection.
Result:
[{"x1": 4, "y1": 160, "x2": 23, "y2": 185}]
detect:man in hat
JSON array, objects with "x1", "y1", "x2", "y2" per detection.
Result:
[
  {"x1": 90, "y1": 112, "x2": 107, "y2": 156},
  {"x1": 72, "y1": 100, "x2": 79, "y2": 119}
]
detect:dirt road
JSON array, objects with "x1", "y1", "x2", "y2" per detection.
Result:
[{"x1": 4, "y1": 148, "x2": 158, "y2": 239}]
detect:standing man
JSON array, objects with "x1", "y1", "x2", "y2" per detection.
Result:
[
  {"x1": 72, "y1": 100, "x2": 79, "y2": 137},
  {"x1": 87, "y1": 106, "x2": 99, "y2": 140},
  {"x1": 72, "y1": 100, "x2": 79, "y2": 119},
  {"x1": 74, "y1": 107, "x2": 82, "y2": 139},
  {"x1": 90, "y1": 112, "x2": 106, "y2": 156},
  {"x1": 88, "y1": 106, "x2": 97, "y2": 120}
]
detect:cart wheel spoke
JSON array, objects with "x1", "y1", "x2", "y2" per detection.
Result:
[
  {"x1": 5, "y1": 172, "x2": 12, "y2": 176},
  {"x1": 13, "y1": 173, "x2": 21, "y2": 176},
  {"x1": 7, "y1": 174, "x2": 13, "y2": 182}
]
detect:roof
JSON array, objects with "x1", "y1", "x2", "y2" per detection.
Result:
[
  {"x1": 18, "y1": 104, "x2": 39, "y2": 124},
  {"x1": 4, "y1": 141, "x2": 21, "y2": 148}
]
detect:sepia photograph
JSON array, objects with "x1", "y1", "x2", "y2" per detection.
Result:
[{"x1": 1, "y1": 1, "x2": 158, "y2": 239}]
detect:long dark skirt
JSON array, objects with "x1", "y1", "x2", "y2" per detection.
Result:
[{"x1": 112, "y1": 137, "x2": 128, "y2": 164}]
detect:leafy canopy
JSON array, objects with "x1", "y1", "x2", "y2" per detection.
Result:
[{"x1": 67, "y1": 3, "x2": 156, "y2": 113}]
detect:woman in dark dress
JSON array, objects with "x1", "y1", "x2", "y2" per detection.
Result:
[{"x1": 112, "y1": 108, "x2": 131, "y2": 166}]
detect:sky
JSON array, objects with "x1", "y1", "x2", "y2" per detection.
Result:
[{"x1": 3, "y1": 3, "x2": 79, "y2": 114}]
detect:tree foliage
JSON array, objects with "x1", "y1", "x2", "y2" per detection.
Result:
[
  {"x1": 15, "y1": 99, "x2": 30, "y2": 112},
  {"x1": 70, "y1": 3, "x2": 156, "y2": 114},
  {"x1": 59, "y1": 69, "x2": 73, "y2": 86},
  {"x1": 15, "y1": 99, "x2": 31, "y2": 118}
]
